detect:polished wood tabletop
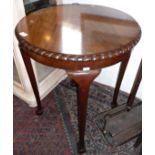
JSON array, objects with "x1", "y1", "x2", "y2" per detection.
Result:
[
  {"x1": 15, "y1": 4, "x2": 141, "y2": 153},
  {"x1": 16, "y1": 4, "x2": 141, "y2": 69}
]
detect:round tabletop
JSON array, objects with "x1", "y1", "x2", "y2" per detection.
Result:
[{"x1": 16, "y1": 4, "x2": 141, "y2": 69}]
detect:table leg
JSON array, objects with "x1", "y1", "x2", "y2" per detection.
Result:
[
  {"x1": 134, "y1": 133, "x2": 142, "y2": 148},
  {"x1": 111, "y1": 55, "x2": 130, "y2": 108},
  {"x1": 70, "y1": 79, "x2": 78, "y2": 87},
  {"x1": 67, "y1": 69, "x2": 101, "y2": 153},
  {"x1": 20, "y1": 51, "x2": 43, "y2": 115},
  {"x1": 127, "y1": 60, "x2": 142, "y2": 110}
]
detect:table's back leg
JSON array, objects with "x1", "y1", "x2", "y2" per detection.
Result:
[
  {"x1": 20, "y1": 50, "x2": 43, "y2": 115},
  {"x1": 134, "y1": 132, "x2": 142, "y2": 148},
  {"x1": 127, "y1": 60, "x2": 142, "y2": 110},
  {"x1": 67, "y1": 69, "x2": 101, "y2": 153},
  {"x1": 111, "y1": 54, "x2": 130, "y2": 108}
]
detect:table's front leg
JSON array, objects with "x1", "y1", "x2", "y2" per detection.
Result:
[
  {"x1": 67, "y1": 69, "x2": 101, "y2": 153},
  {"x1": 20, "y1": 50, "x2": 43, "y2": 115}
]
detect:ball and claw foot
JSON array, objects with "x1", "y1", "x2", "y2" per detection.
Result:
[
  {"x1": 36, "y1": 108, "x2": 43, "y2": 115},
  {"x1": 77, "y1": 142, "x2": 86, "y2": 154}
]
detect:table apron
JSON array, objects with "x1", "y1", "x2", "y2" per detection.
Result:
[{"x1": 22, "y1": 49, "x2": 131, "y2": 71}]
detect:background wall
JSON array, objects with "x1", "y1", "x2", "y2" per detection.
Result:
[{"x1": 63, "y1": 0, "x2": 143, "y2": 98}]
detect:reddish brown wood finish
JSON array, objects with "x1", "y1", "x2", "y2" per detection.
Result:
[
  {"x1": 20, "y1": 47, "x2": 43, "y2": 115},
  {"x1": 15, "y1": 4, "x2": 141, "y2": 153},
  {"x1": 15, "y1": 4, "x2": 141, "y2": 67},
  {"x1": 111, "y1": 54, "x2": 130, "y2": 108},
  {"x1": 68, "y1": 70, "x2": 101, "y2": 153},
  {"x1": 127, "y1": 60, "x2": 142, "y2": 110}
]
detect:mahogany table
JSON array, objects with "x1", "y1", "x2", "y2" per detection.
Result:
[{"x1": 15, "y1": 4, "x2": 141, "y2": 153}]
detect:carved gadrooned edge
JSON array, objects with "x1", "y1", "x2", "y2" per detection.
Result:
[{"x1": 16, "y1": 30, "x2": 141, "y2": 62}]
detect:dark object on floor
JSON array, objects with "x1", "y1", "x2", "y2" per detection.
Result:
[
  {"x1": 96, "y1": 60, "x2": 142, "y2": 155},
  {"x1": 14, "y1": 79, "x2": 141, "y2": 155},
  {"x1": 95, "y1": 102, "x2": 142, "y2": 146}
]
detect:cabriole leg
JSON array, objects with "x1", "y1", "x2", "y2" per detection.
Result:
[{"x1": 67, "y1": 69, "x2": 101, "y2": 153}]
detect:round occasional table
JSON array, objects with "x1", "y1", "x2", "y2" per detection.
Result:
[{"x1": 15, "y1": 4, "x2": 141, "y2": 153}]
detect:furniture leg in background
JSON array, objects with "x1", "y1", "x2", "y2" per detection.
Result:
[{"x1": 95, "y1": 60, "x2": 142, "y2": 154}]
